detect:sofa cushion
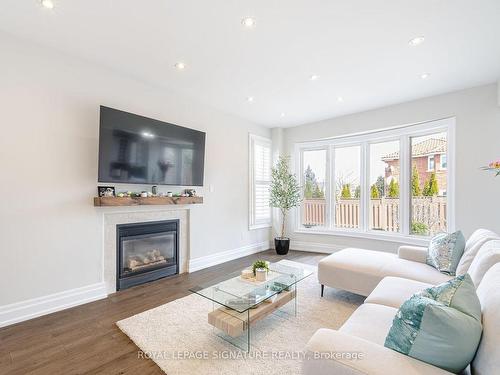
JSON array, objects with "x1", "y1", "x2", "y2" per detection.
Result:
[
  {"x1": 339, "y1": 303, "x2": 397, "y2": 345},
  {"x1": 426, "y1": 230, "x2": 465, "y2": 275},
  {"x1": 398, "y1": 245, "x2": 427, "y2": 263},
  {"x1": 318, "y1": 248, "x2": 397, "y2": 296},
  {"x1": 365, "y1": 277, "x2": 432, "y2": 309},
  {"x1": 381, "y1": 257, "x2": 452, "y2": 285},
  {"x1": 472, "y1": 263, "x2": 500, "y2": 375},
  {"x1": 304, "y1": 329, "x2": 455, "y2": 375},
  {"x1": 456, "y1": 229, "x2": 499, "y2": 275},
  {"x1": 319, "y1": 248, "x2": 450, "y2": 296},
  {"x1": 467, "y1": 239, "x2": 500, "y2": 287},
  {"x1": 384, "y1": 274, "x2": 482, "y2": 373}
]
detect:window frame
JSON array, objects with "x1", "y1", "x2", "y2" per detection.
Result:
[
  {"x1": 293, "y1": 117, "x2": 455, "y2": 245},
  {"x1": 331, "y1": 142, "x2": 364, "y2": 232},
  {"x1": 367, "y1": 137, "x2": 402, "y2": 235},
  {"x1": 249, "y1": 134, "x2": 272, "y2": 230},
  {"x1": 299, "y1": 146, "x2": 331, "y2": 230}
]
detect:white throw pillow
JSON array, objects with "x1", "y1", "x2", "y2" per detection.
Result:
[
  {"x1": 472, "y1": 263, "x2": 500, "y2": 374},
  {"x1": 467, "y1": 240, "x2": 500, "y2": 287},
  {"x1": 456, "y1": 229, "x2": 499, "y2": 275}
]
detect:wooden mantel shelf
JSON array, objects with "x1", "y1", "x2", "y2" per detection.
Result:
[{"x1": 93, "y1": 196, "x2": 203, "y2": 207}]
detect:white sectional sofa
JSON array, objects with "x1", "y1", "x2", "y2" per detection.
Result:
[
  {"x1": 318, "y1": 229, "x2": 499, "y2": 296},
  {"x1": 304, "y1": 230, "x2": 500, "y2": 375}
]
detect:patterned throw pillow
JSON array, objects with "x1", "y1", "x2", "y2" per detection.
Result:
[
  {"x1": 384, "y1": 274, "x2": 482, "y2": 373},
  {"x1": 426, "y1": 230, "x2": 465, "y2": 275},
  {"x1": 416, "y1": 273, "x2": 481, "y2": 318}
]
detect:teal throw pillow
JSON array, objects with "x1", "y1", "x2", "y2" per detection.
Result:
[
  {"x1": 384, "y1": 274, "x2": 482, "y2": 373},
  {"x1": 426, "y1": 230, "x2": 465, "y2": 275}
]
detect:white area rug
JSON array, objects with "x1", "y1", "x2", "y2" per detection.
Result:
[{"x1": 117, "y1": 260, "x2": 363, "y2": 374}]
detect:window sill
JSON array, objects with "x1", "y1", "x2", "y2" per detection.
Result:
[
  {"x1": 249, "y1": 223, "x2": 272, "y2": 231},
  {"x1": 293, "y1": 228, "x2": 430, "y2": 246}
]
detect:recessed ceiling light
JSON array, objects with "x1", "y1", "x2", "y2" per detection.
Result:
[
  {"x1": 40, "y1": 0, "x2": 54, "y2": 9},
  {"x1": 280, "y1": 113, "x2": 285, "y2": 117},
  {"x1": 337, "y1": 96, "x2": 344, "y2": 103},
  {"x1": 174, "y1": 62, "x2": 186, "y2": 70},
  {"x1": 420, "y1": 72, "x2": 430, "y2": 79},
  {"x1": 241, "y1": 17, "x2": 256, "y2": 28},
  {"x1": 309, "y1": 74, "x2": 320, "y2": 81},
  {"x1": 408, "y1": 36, "x2": 425, "y2": 46},
  {"x1": 247, "y1": 96, "x2": 254, "y2": 102}
]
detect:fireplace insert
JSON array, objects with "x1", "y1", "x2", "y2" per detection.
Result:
[{"x1": 116, "y1": 220, "x2": 179, "y2": 290}]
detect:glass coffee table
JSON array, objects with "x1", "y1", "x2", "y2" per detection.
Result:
[{"x1": 189, "y1": 262, "x2": 313, "y2": 351}]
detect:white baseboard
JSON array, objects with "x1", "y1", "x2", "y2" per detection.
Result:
[
  {"x1": 0, "y1": 282, "x2": 107, "y2": 328},
  {"x1": 290, "y1": 240, "x2": 344, "y2": 254},
  {"x1": 189, "y1": 241, "x2": 272, "y2": 272}
]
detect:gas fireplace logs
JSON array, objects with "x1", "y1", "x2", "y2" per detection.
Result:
[{"x1": 127, "y1": 249, "x2": 167, "y2": 271}]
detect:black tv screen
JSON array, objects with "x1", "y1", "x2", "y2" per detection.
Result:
[{"x1": 98, "y1": 106, "x2": 205, "y2": 186}]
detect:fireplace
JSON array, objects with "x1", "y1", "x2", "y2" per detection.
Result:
[{"x1": 116, "y1": 220, "x2": 179, "y2": 290}]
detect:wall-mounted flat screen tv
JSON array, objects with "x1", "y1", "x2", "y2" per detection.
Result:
[{"x1": 98, "y1": 106, "x2": 205, "y2": 186}]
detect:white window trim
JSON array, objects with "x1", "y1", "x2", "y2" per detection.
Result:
[
  {"x1": 249, "y1": 134, "x2": 272, "y2": 230},
  {"x1": 293, "y1": 117, "x2": 456, "y2": 244}
]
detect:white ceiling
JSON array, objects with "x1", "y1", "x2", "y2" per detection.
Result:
[{"x1": 1, "y1": 0, "x2": 499, "y2": 127}]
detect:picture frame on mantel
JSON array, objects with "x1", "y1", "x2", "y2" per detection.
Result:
[{"x1": 98, "y1": 186, "x2": 115, "y2": 197}]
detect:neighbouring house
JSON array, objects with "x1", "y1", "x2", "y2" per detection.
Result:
[{"x1": 382, "y1": 137, "x2": 447, "y2": 195}]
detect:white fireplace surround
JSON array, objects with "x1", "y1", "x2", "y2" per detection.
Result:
[{"x1": 103, "y1": 208, "x2": 190, "y2": 294}]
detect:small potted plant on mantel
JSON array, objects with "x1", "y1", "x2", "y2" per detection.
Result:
[{"x1": 269, "y1": 156, "x2": 302, "y2": 255}]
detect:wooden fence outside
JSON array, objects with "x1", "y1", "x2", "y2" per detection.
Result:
[{"x1": 302, "y1": 197, "x2": 447, "y2": 233}]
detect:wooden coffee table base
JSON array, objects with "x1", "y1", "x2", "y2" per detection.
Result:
[{"x1": 207, "y1": 290, "x2": 296, "y2": 338}]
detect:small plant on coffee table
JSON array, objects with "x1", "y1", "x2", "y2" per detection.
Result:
[{"x1": 252, "y1": 260, "x2": 269, "y2": 275}]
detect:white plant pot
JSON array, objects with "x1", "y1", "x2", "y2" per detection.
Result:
[{"x1": 255, "y1": 268, "x2": 267, "y2": 282}]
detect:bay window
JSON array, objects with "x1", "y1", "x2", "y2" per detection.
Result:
[{"x1": 295, "y1": 118, "x2": 454, "y2": 242}]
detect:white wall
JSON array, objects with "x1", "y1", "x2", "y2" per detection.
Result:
[
  {"x1": 283, "y1": 83, "x2": 500, "y2": 253},
  {"x1": 0, "y1": 32, "x2": 271, "y2": 307}
]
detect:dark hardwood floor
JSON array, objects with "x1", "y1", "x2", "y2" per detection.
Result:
[{"x1": 0, "y1": 250, "x2": 325, "y2": 375}]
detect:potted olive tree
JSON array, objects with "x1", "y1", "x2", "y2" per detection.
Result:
[{"x1": 269, "y1": 156, "x2": 302, "y2": 255}]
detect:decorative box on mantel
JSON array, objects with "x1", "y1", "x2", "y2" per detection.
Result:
[{"x1": 93, "y1": 196, "x2": 203, "y2": 207}]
